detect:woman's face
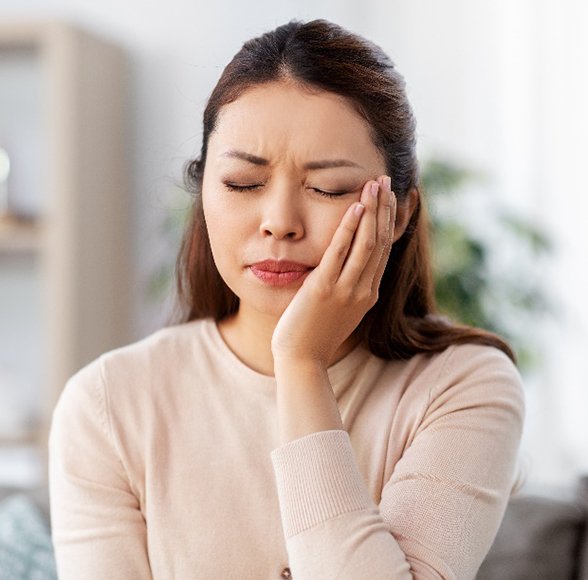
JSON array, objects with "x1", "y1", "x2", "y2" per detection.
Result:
[{"x1": 202, "y1": 80, "x2": 387, "y2": 319}]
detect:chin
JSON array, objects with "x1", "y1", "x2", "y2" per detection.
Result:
[
  {"x1": 248, "y1": 289, "x2": 297, "y2": 318},
  {"x1": 227, "y1": 278, "x2": 300, "y2": 319}
]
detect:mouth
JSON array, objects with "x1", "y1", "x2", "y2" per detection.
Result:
[{"x1": 248, "y1": 259, "x2": 313, "y2": 287}]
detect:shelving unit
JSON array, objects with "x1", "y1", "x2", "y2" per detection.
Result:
[
  {"x1": 0, "y1": 215, "x2": 41, "y2": 253},
  {"x1": 0, "y1": 20, "x2": 131, "y2": 486}
]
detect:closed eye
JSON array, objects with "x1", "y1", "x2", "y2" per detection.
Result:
[
  {"x1": 223, "y1": 182, "x2": 350, "y2": 199},
  {"x1": 310, "y1": 187, "x2": 349, "y2": 198},
  {"x1": 223, "y1": 183, "x2": 261, "y2": 192}
]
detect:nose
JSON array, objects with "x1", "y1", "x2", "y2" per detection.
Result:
[{"x1": 258, "y1": 186, "x2": 304, "y2": 241}]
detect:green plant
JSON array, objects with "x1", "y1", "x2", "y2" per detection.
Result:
[
  {"x1": 422, "y1": 158, "x2": 552, "y2": 370},
  {"x1": 146, "y1": 185, "x2": 192, "y2": 305}
]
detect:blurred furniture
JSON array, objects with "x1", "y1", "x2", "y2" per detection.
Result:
[
  {"x1": 0, "y1": 19, "x2": 130, "y2": 488},
  {"x1": 1, "y1": 478, "x2": 587, "y2": 579},
  {"x1": 478, "y1": 476, "x2": 588, "y2": 579}
]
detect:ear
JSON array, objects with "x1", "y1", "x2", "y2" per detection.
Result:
[{"x1": 392, "y1": 187, "x2": 418, "y2": 243}]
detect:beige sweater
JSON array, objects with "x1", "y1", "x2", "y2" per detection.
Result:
[{"x1": 49, "y1": 317, "x2": 525, "y2": 580}]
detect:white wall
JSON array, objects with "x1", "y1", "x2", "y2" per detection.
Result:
[{"x1": 2, "y1": 0, "x2": 586, "y2": 490}]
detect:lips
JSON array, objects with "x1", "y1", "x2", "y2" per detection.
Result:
[{"x1": 249, "y1": 259, "x2": 313, "y2": 287}]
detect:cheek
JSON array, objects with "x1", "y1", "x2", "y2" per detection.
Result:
[
  {"x1": 202, "y1": 190, "x2": 255, "y2": 276},
  {"x1": 202, "y1": 193, "x2": 232, "y2": 264},
  {"x1": 311, "y1": 205, "x2": 350, "y2": 256},
  {"x1": 203, "y1": 186, "x2": 236, "y2": 228}
]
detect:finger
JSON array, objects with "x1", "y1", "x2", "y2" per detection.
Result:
[
  {"x1": 354, "y1": 175, "x2": 391, "y2": 282},
  {"x1": 370, "y1": 186, "x2": 397, "y2": 295},
  {"x1": 361, "y1": 176, "x2": 395, "y2": 288},
  {"x1": 314, "y1": 189, "x2": 368, "y2": 285},
  {"x1": 337, "y1": 177, "x2": 381, "y2": 286}
]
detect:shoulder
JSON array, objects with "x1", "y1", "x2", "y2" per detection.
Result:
[
  {"x1": 57, "y1": 318, "x2": 215, "y2": 408},
  {"x1": 98, "y1": 317, "x2": 213, "y2": 374},
  {"x1": 420, "y1": 342, "x2": 526, "y2": 434},
  {"x1": 433, "y1": 342, "x2": 524, "y2": 397},
  {"x1": 101, "y1": 317, "x2": 213, "y2": 366},
  {"x1": 380, "y1": 341, "x2": 522, "y2": 399},
  {"x1": 381, "y1": 342, "x2": 525, "y2": 438}
]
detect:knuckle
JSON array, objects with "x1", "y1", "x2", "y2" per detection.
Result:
[
  {"x1": 335, "y1": 245, "x2": 348, "y2": 261},
  {"x1": 312, "y1": 283, "x2": 331, "y2": 301},
  {"x1": 338, "y1": 288, "x2": 354, "y2": 303},
  {"x1": 354, "y1": 289, "x2": 372, "y2": 304},
  {"x1": 364, "y1": 238, "x2": 376, "y2": 252}
]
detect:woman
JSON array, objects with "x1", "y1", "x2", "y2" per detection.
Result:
[{"x1": 49, "y1": 18, "x2": 525, "y2": 579}]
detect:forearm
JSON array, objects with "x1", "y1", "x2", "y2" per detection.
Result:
[
  {"x1": 270, "y1": 429, "x2": 414, "y2": 580},
  {"x1": 274, "y1": 359, "x2": 344, "y2": 446}
]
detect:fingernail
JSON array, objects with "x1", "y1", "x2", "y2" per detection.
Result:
[
  {"x1": 354, "y1": 203, "x2": 365, "y2": 216},
  {"x1": 371, "y1": 182, "x2": 379, "y2": 197},
  {"x1": 385, "y1": 176, "x2": 391, "y2": 190}
]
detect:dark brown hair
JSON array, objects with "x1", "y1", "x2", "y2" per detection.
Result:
[{"x1": 171, "y1": 18, "x2": 516, "y2": 363}]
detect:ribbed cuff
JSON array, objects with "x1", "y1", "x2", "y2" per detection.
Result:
[{"x1": 270, "y1": 429, "x2": 374, "y2": 538}]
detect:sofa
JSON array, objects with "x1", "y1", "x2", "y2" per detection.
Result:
[
  {"x1": 478, "y1": 477, "x2": 588, "y2": 579},
  {"x1": 1, "y1": 479, "x2": 587, "y2": 578}
]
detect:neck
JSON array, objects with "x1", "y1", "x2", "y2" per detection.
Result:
[{"x1": 217, "y1": 306, "x2": 360, "y2": 377}]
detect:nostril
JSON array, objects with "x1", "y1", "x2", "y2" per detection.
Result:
[
  {"x1": 261, "y1": 227, "x2": 301, "y2": 240},
  {"x1": 259, "y1": 215, "x2": 304, "y2": 240}
]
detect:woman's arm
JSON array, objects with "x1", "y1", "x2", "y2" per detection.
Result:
[
  {"x1": 271, "y1": 175, "x2": 395, "y2": 446},
  {"x1": 270, "y1": 345, "x2": 525, "y2": 579},
  {"x1": 49, "y1": 358, "x2": 153, "y2": 580}
]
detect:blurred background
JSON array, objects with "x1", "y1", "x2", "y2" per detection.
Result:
[{"x1": 0, "y1": 0, "x2": 586, "y2": 510}]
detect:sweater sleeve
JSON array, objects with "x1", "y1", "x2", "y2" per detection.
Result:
[
  {"x1": 48, "y1": 357, "x2": 153, "y2": 580},
  {"x1": 270, "y1": 345, "x2": 525, "y2": 580}
]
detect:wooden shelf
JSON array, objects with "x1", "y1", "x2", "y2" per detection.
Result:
[
  {"x1": 0, "y1": 430, "x2": 41, "y2": 447},
  {"x1": 0, "y1": 20, "x2": 132, "y2": 484},
  {"x1": 0, "y1": 214, "x2": 41, "y2": 253}
]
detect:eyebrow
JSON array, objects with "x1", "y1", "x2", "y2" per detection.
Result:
[{"x1": 219, "y1": 149, "x2": 364, "y2": 170}]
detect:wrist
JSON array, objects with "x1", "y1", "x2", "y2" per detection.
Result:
[{"x1": 273, "y1": 354, "x2": 328, "y2": 376}]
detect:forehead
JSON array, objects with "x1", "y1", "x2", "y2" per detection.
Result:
[{"x1": 208, "y1": 81, "x2": 384, "y2": 170}]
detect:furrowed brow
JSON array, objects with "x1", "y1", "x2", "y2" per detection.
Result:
[{"x1": 220, "y1": 149, "x2": 364, "y2": 170}]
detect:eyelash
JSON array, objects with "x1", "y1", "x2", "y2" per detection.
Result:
[{"x1": 223, "y1": 182, "x2": 347, "y2": 199}]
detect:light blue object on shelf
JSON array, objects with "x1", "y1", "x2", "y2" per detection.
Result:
[{"x1": 0, "y1": 494, "x2": 57, "y2": 580}]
